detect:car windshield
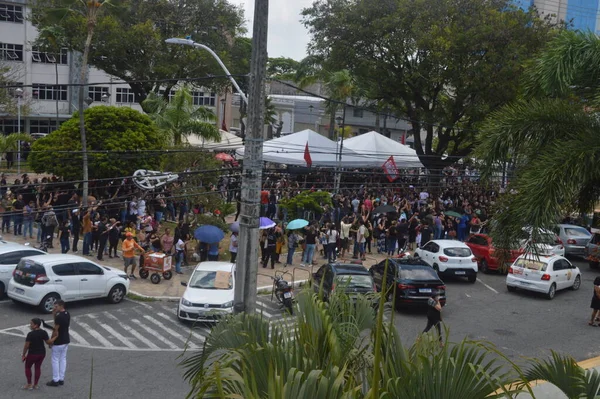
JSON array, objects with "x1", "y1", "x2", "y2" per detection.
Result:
[
  {"x1": 334, "y1": 274, "x2": 373, "y2": 289},
  {"x1": 189, "y1": 270, "x2": 233, "y2": 290},
  {"x1": 514, "y1": 258, "x2": 547, "y2": 271},
  {"x1": 13, "y1": 259, "x2": 45, "y2": 287},
  {"x1": 400, "y1": 266, "x2": 439, "y2": 280},
  {"x1": 443, "y1": 247, "x2": 472, "y2": 257},
  {"x1": 565, "y1": 227, "x2": 591, "y2": 237}
]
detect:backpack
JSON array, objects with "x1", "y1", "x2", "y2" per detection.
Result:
[
  {"x1": 364, "y1": 228, "x2": 370, "y2": 239},
  {"x1": 44, "y1": 213, "x2": 58, "y2": 227}
]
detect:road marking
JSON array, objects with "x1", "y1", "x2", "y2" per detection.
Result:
[
  {"x1": 255, "y1": 301, "x2": 274, "y2": 318},
  {"x1": 104, "y1": 312, "x2": 160, "y2": 349},
  {"x1": 85, "y1": 314, "x2": 137, "y2": 349},
  {"x1": 131, "y1": 319, "x2": 178, "y2": 349},
  {"x1": 155, "y1": 312, "x2": 206, "y2": 343},
  {"x1": 477, "y1": 278, "x2": 499, "y2": 294},
  {"x1": 466, "y1": 294, "x2": 471, "y2": 298},
  {"x1": 76, "y1": 320, "x2": 115, "y2": 348},
  {"x1": 142, "y1": 315, "x2": 199, "y2": 349},
  {"x1": 125, "y1": 297, "x2": 154, "y2": 310},
  {"x1": 68, "y1": 328, "x2": 92, "y2": 346}
]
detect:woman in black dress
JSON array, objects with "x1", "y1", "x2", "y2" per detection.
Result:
[
  {"x1": 589, "y1": 277, "x2": 600, "y2": 326},
  {"x1": 21, "y1": 318, "x2": 51, "y2": 390}
]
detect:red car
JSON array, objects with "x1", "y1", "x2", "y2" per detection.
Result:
[{"x1": 465, "y1": 234, "x2": 521, "y2": 274}]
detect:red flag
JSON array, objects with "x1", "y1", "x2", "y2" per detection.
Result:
[
  {"x1": 382, "y1": 156, "x2": 399, "y2": 182},
  {"x1": 400, "y1": 131, "x2": 406, "y2": 145},
  {"x1": 221, "y1": 119, "x2": 228, "y2": 131},
  {"x1": 304, "y1": 142, "x2": 312, "y2": 167}
]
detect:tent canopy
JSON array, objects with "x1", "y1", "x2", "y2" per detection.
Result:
[
  {"x1": 236, "y1": 129, "x2": 368, "y2": 167},
  {"x1": 186, "y1": 130, "x2": 244, "y2": 151},
  {"x1": 343, "y1": 131, "x2": 424, "y2": 168}
]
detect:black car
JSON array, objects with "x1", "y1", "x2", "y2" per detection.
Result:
[
  {"x1": 311, "y1": 263, "x2": 375, "y2": 301},
  {"x1": 369, "y1": 257, "x2": 446, "y2": 310}
]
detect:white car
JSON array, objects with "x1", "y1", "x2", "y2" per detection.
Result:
[
  {"x1": 520, "y1": 227, "x2": 565, "y2": 257},
  {"x1": 178, "y1": 261, "x2": 235, "y2": 322},
  {"x1": 0, "y1": 243, "x2": 46, "y2": 297},
  {"x1": 506, "y1": 254, "x2": 581, "y2": 299},
  {"x1": 414, "y1": 240, "x2": 478, "y2": 283},
  {"x1": 8, "y1": 254, "x2": 130, "y2": 313}
]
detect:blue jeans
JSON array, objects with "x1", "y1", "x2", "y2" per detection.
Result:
[
  {"x1": 23, "y1": 219, "x2": 33, "y2": 238},
  {"x1": 60, "y1": 237, "x2": 69, "y2": 253},
  {"x1": 155, "y1": 211, "x2": 163, "y2": 223},
  {"x1": 120, "y1": 210, "x2": 127, "y2": 224},
  {"x1": 13, "y1": 215, "x2": 22, "y2": 235},
  {"x1": 83, "y1": 232, "x2": 92, "y2": 255},
  {"x1": 434, "y1": 225, "x2": 443, "y2": 239},
  {"x1": 458, "y1": 226, "x2": 467, "y2": 242},
  {"x1": 358, "y1": 242, "x2": 365, "y2": 256},
  {"x1": 286, "y1": 247, "x2": 295, "y2": 265},
  {"x1": 175, "y1": 251, "x2": 183, "y2": 273},
  {"x1": 386, "y1": 237, "x2": 397, "y2": 255},
  {"x1": 303, "y1": 244, "x2": 315, "y2": 265},
  {"x1": 326, "y1": 243, "x2": 337, "y2": 262},
  {"x1": 2, "y1": 214, "x2": 10, "y2": 233}
]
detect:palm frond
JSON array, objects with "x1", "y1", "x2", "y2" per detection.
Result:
[{"x1": 523, "y1": 351, "x2": 586, "y2": 399}]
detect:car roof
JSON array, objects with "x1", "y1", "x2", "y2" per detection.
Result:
[
  {"x1": 22, "y1": 254, "x2": 92, "y2": 265},
  {"x1": 558, "y1": 224, "x2": 590, "y2": 231},
  {"x1": 515, "y1": 253, "x2": 565, "y2": 262},
  {"x1": 389, "y1": 257, "x2": 430, "y2": 266},
  {"x1": 330, "y1": 263, "x2": 370, "y2": 275},
  {"x1": 193, "y1": 261, "x2": 236, "y2": 273},
  {"x1": 428, "y1": 239, "x2": 470, "y2": 248},
  {"x1": 0, "y1": 243, "x2": 45, "y2": 254}
]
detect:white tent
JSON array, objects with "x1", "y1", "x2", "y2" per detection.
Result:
[
  {"x1": 236, "y1": 129, "x2": 367, "y2": 167},
  {"x1": 186, "y1": 130, "x2": 244, "y2": 150},
  {"x1": 343, "y1": 131, "x2": 424, "y2": 168}
]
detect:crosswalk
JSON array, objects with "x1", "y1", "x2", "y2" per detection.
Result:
[{"x1": 0, "y1": 297, "x2": 293, "y2": 352}]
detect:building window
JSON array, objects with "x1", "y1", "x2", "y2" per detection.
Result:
[
  {"x1": 192, "y1": 91, "x2": 216, "y2": 106},
  {"x1": 0, "y1": 43, "x2": 23, "y2": 61},
  {"x1": 0, "y1": 119, "x2": 19, "y2": 134},
  {"x1": 0, "y1": 3, "x2": 23, "y2": 23},
  {"x1": 88, "y1": 86, "x2": 109, "y2": 102},
  {"x1": 158, "y1": 89, "x2": 176, "y2": 101},
  {"x1": 353, "y1": 108, "x2": 364, "y2": 118},
  {"x1": 116, "y1": 87, "x2": 136, "y2": 103},
  {"x1": 30, "y1": 120, "x2": 59, "y2": 134},
  {"x1": 3, "y1": 81, "x2": 22, "y2": 97},
  {"x1": 31, "y1": 47, "x2": 68, "y2": 65},
  {"x1": 32, "y1": 84, "x2": 68, "y2": 101}
]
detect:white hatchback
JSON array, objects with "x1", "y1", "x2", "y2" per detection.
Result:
[
  {"x1": 8, "y1": 254, "x2": 130, "y2": 313},
  {"x1": 414, "y1": 240, "x2": 478, "y2": 282},
  {"x1": 178, "y1": 262, "x2": 235, "y2": 322},
  {"x1": 0, "y1": 243, "x2": 46, "y2": 297},
  {"x1": 506, "y1": 254, "x2": 581, "y2": 299}
]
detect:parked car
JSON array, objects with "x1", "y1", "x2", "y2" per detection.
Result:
[
  {"x1": 0, "y1": 243, "x2": 46, "y2": 297},
  {"x1": 311, "y1": 263, "x2": 375, "y2": 301},
  {"x1": 465, "y1": 234, "x2": 521, "y2": 274},
  {"x1": 369, "y1": 256, "x2": 446, "y2": 310},
  {"x1": 553, "y1": 224, "x2": 591, "y2": 257},
  {"x1": 8, "y1": 254, "x2": 130, "y2": 313},
  {"x1": 178, "y1": 262, "x2": 235, "y2": 322},
  {"x1": 414, "y1": 240, "x2": 478, "y2": 282},
  {"x1": 585, "y1": 232, "x2": 600, "y2": 268},
  {"x1": 519, "y1": 227, "x2": 565, "y2": 257},
  {"x1": 506, "y1": 254, "x2": 581, "y2": 300}
]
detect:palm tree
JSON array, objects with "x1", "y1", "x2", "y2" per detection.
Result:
[
  {"x1": 324, "y1": 70, "x2": 356, "y2": 140},
  {"x1": 142, "y1": 86, "x2": 220, "y2": 146},
  {"x1": 477, "y1": 30, "x2": 600, "y2": 252},
  {"x1": 0, "y1": 133, "x2": 32, "y2": 169}
]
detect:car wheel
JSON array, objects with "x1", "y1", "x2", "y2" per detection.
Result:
[
  {"x1": 507, "y1": 285, "x2": 517, "y2": 292},
  {"x1": 546, "y1": 283, "x2": 556, "y2": 300},
  {"x1": 0, "y1": 282, "x2": 4, "y2": 297},
  {"x1": 480, "y1": 259, "x2": 489, "y2": 274},
  {"x1": 571, "y1": 275, "x2": 581, "y2": 291},
  {"x1": 468, "y1": 274, "x2": 477, "y2": 283},
  {"x1": 107, "y1": 284, "x2": 126, "y2": 304},
  {"x1": 590, "y1": 262, "x2": 599, "y2": 269},
  {"x1": 39, "y1": 293, "x2": 60, "y2": 314}
]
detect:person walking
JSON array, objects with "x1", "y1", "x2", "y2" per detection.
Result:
[
  {"x1": 357, "y1": 220, "x2": 367, "y2": 261},
  {"x1": 41, "y1": 206, "x2": 58, "y2": 249},
  {"x1": 44, "y1": 300, "x2": 70, "y2": 387},
  {"x1": 423, "y1": 294, "x2": 443, "y2": 344},
  {"x1": 174, "y1": 237, "x2": 185, "y2": 274},
  {"x1": 21, "y1": 318, "x2": 51, "y2": 390},
  {"x1": 302, "y1": 225, "x2": 317, "y2": 266},
  {"x1": 23, "y1": 200, "x2": 34, "y2": 239},
  {"x1": 229, "y1": 231, "x2": 238, "y2": 263},
  {"x1": 325, "y1": 223, "x2": 339, "y2": 263},
  {"x1": 107, "y1": 220, "x2": 121, "y2": 258},
  {"x1": 96, "y1": 217, "x2": 109, "y2": 261},
  {"x1": 70, "y1": 209, "x2": 81, "y2": 253},
  {"x1": 122, "y1": 232, "x2": 143, "y2": 279},
  {"x1": 285, "y1": 230, "x2": 299, "y2": 267},
  {"x1": 262, "y1": 227, "x2": 278, "y2": 269},
  {"x1": 58, "y1": 221, "x2": 70, "y2": 254},
  {"x1": 590, "y1": 277, "x2": 600, "y2": 326}
]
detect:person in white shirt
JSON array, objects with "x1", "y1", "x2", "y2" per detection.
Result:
[
  {"x1": 229, "y1": 232, "x2": 238, "y2": 263},
  {"x1": 340, "y1": 216, "x2": 352, "y2": 258},
  {"x1": 174, "y1": 238, "x2": 185, "y2": 274},
  {"x1": 325, "y1": 223, "x2": 339, "y2": 263},
  {"x1": 357, "y1": 220, "x2": 367, "y2": 260}
]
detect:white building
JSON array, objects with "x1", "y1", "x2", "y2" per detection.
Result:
[{"x1": 0, "y1": 0, "x2": 224, "y2": 135}]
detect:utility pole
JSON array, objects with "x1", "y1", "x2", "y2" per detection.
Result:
[{"x1": 233, "y1": 0, "x2": 268, "y2": 314}]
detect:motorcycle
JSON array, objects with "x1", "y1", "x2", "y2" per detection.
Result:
[
  {"x1": 39, "y1": 235, "x2": 52, "y2": 253},
  {"x1": 271, "y1": 271, "x2": 294, "y2": 315}
]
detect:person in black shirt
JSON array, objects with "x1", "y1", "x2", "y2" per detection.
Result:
[
  {"x1": 13, "y1": 194, "x2": 25, "y2": 235},
  {"x1": 44, "y1": 300, "x2": 70, "y2": 387},
  {"x1": 22, "y1": 318, "x2": 51, "y2": 390},
  {"x1": 71, "y1": 209, "x2": 81, "y2": 253},
  {"x1": 58, "y1": 221, "x2": 71, "y2": 254},
  {"x1": 262, "y1": 228, "x2": 279, "y2": 269},
  {"x1": 420, "y1": 223, "x2": 433, "y2": 249},
  {"x1": 96, "y1": 217, "x2": 108, "y2": 261},
  {"x1": 423, "y1": 294, "x2": 443, "y2": 345}
]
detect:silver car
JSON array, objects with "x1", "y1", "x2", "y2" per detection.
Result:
[
  {"x1": 585, "y1": 232, "x2": 600, "y2": 268},
  {"x1": 555, "y1": 224, "x2": 591, "y2": 257}
]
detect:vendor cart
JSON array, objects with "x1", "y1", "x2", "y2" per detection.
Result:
[{"x1": 139, "y1": 252, "x2": 173, "y2": 284}]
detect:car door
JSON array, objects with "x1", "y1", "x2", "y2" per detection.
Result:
[
  {"x1": 466, "y1": 236, "x2": 484, "y2": 259},
  {"x1": 419, "y1": 242, "x2": 436, "y2": 266},
  {"x1": 76, "y1": 262, "x2": 107, "y2": 298},
  {"x1": 0, "y1": 251, "x2": 24, "y2": 289},
  {"x1": 312, "y1": 265, "x2": 326, "y2": 294},
  {"x1": 551, "y1": 259, "x2": 568, "y2": 290},
  {"x1": 50, "y1": 263, "x2": 80, "y2": 301}
]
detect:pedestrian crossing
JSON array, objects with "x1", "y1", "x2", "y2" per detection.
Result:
[{"x1": 0, "y1": 297, "x2": 293, "y2": 352}]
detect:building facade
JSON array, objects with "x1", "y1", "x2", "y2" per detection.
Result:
[{"x1": 516, "y1": 0, "x2": 600, "y2": 33}]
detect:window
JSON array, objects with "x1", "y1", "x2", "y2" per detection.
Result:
[
  {"x1": 30, "y1": 120, "x2": 59, "y2": 135},
  {"x1": 31, "y1": 47, "x2": 68, "y2": 65},
  {"x1": 443, "y1": 247, "x2": 472, "y2": 257},
  {"x1": 158, "y1": 89, "x2": 176, "y2": 101},
  {"x1": 0, "y1": 3, "x2": 23, "y2": 23},
  {"x1": 352, "y1": 108, "x2": 363, "y2": 118},
  {"x1": 192, "y1": 91, "x2": 216, "y2": 106},
  {"x1": 52, "y1": 264, "x2": 77, "y2": 276},
  {"x1": 77, "y1": 263, "x2": 103, "y2": 275},
  {"x1": 0, "y1": 119, "x2": 19, "y2": 134},
  {"x1": 32, "y1": 84, "x2": 68, "y2": 101},
  {"x1": 0, "y1": 42, "x2": 23, "y2": 61},
  {"x1": 468, "y1": 236, "x2": 488, "y2": 246},
  {"x1": 399, "y1": 265, "x2": 439, "y2": 280},
  {"x1": 88, "y1": 86, "x2": 109, "y2": 102},
  {"x1": 116, "y1": 87, "x2": 136, "y2": 103},
  {"x1": 0, "y1": 251, "x2": 25, "y2": 264}
]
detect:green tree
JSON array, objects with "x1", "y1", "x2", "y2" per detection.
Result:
[
  {"x1": 477, "y1": 30, "x2": 600, "y2": 252},
  {"x1": 267, "y1": 57, "x2": 301, "y2": 80},
  {"x1": 29, "y1": 106, "x2": 164, "y2": 181},
  {"x1": 302, "y1": 0, "x2": 557, "y2": 181},
  {"x1": 279, "y1": 191, "x2": 332, "y2": 220},
  {"x1": 0, "y1": 133, "x2": 32, "y2": 169},
  {"x1": 142, "y1": 86, "x2": 220, "y2": 146}
]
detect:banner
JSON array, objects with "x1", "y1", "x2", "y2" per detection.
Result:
[
  {"x1": 382, "y1": 156, "x2": 399, "y2": 182},
  {"x1": 304, "y1": 141, "x2": 312, "y2": 167}
]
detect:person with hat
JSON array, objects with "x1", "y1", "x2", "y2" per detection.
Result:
[{"x1": 121, "y1": 232, "x2": 144, "y2": 279}]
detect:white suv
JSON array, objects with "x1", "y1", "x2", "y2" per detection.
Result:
[
  {"x1": 414, "y1": 239, "x2": 478, "y2": 283},
  {"x1": 8, "y1": 254, "x2": 130, "y2": 313},
  {"x1": 0, "y1": 243, "x2": 46, "y2": 297}
]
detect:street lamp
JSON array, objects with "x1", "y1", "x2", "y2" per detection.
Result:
[
  {"x1": 15, "y1": 87, "x2": 23, "y2": 175},
  {"x1": 84, "y1": 97, "x2": 93, "y2": 107},
  {"x1": 165, "y1": 38, "x2": 248, "y2": 105},
  {"x1": 335, "y1": 110, "x2": 346, "y2": 193},
  {"x1": 101, "y1": 93, "x2": 110, "y2": 103}
]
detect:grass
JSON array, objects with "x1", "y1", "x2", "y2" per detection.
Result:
[{"x1": 127, "y1": 292, "x2": 157, "y2": 302}]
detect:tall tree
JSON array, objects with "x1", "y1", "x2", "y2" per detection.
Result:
[{"x1": 302, "y1": 0, "x2": 557, "y2": 182}]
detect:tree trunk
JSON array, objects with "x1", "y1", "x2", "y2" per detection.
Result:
[
  {"x1": 79, "y1": 25, "x2": 94, "y2": 207},
  {"x1": 328, "y1": 109, "x2": 336, "y2": 139}
]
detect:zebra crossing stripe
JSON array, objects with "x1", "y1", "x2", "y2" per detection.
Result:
[
  {"x1": 131, "y1": 319, "x2": 178, "y2": 349},
  {"x1": 255, "y1": 301, "x2": 274, "y2": 318},
  {"x1": 155, "y1": 312, "x2": 206, "y2": 343},
  {"x1": 103, "y1": 312, "x2": 160, "y2": 350},
  {"x1": 85, "y1": 314, "x2": 137, "y2": 349},
  {"x1": 68, "y1": 328, "x2": 92, "y2": 347},
  {"x1": 142, "y1": 315, "x2": 199, "y2": 349},
  {"x1": 76, "y1": 320, "x2": 116, "y2": 348}
]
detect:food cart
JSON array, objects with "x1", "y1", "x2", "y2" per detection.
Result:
[{"x1": 139, "y1": 252, "x2": 173, "y2": 284}]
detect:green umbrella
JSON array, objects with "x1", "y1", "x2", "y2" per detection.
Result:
[{"x1": 444, "y1": 211, "x2": 463, "y2": 218}]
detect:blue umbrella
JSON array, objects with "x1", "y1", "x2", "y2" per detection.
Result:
[
  {"x1": 230, "y1": 221, "x2": 240, "y2": 233},
  {"x1": 286, "y1": 218, "x2": 309, "y2": 230},
  {"x1": 259, "y1": 217, "x2": 276, "y2": 230},
  {"x1": 194, "y1": 225, "x2": 225, "y2": 243}
]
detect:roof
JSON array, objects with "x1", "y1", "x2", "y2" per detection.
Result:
[
  {"x1": 330, "y1": 263, "x2": 370, "y2": 275},
  {"x1": 343, "y1": 131, "x2": 424, "y2": 169},
  {"x1": 193, "y1": 261, "x2": 236, "y2": 273}
]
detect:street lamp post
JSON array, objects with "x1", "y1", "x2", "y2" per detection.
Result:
[
  {"x1": 15, "y1": 87, "x2": 23, "y2": 175},
  {"x1": 334, "y1": 107, "x2": 346, "y2": 193}
]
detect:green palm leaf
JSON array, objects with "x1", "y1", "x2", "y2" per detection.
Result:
[{"x1": 523, "y1": 351, "x2": 587, "y2": 399}]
